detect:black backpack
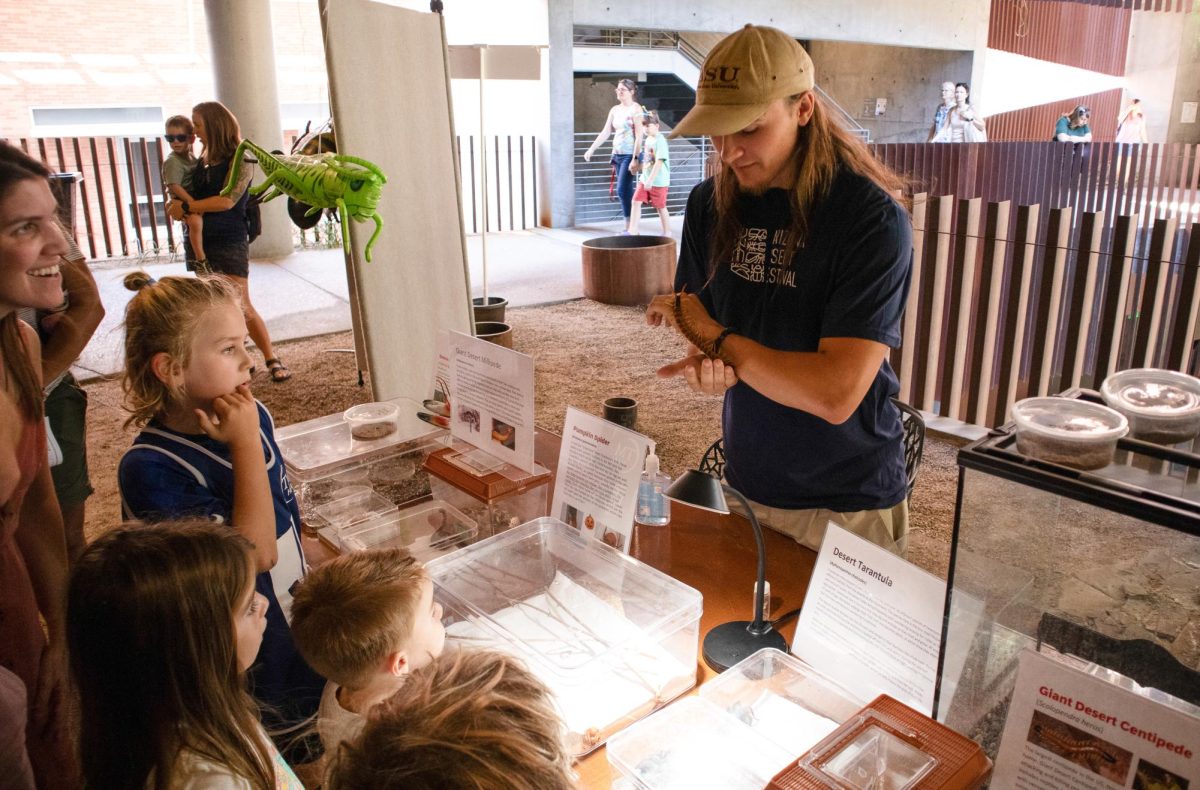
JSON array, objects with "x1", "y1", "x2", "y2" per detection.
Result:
[{"x1": 246, "y1": 186, "x2": 263, "y2": 243}]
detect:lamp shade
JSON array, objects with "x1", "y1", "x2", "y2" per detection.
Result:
[{"x1": 664, "y1": 470, "x2": 729, "y2": 514}]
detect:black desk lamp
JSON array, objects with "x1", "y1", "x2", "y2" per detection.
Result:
[{"x1": 664, "y1": 470, "x2": 788, "y2": 672}]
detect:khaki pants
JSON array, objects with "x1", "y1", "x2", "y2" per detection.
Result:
[{"x1": 728, "y1": 497, "x2": 909, "y2": 556}]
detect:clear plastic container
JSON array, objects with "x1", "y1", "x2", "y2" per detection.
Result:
[
  {"x1": 423, "y1": 444, "x2": 551, "y2": 539},
  {"x1": 1100, "y1": 368, "x2": 1200, "y2": 445},
  {"x1": 427, "y1": 517, "x2": 702, "y2": 757},
  {"x1": 1010, "y1": 397, "x2": 1128, "y2": 470},
  {"x1": 608, "y1": 649, "x2": 861, "y2": 789},
  {"x1": 343, "y1": 401, "x2": 401, "y2": 440},
  {"x1": 340, "y1": 499, "x2": 478, "y2": 562},
  {"x1": 274, "y1": 398, "x2": 448, "y2": 529},
  {"x1": 312, "y1": 487, "x2": 397, "y2": 532}
]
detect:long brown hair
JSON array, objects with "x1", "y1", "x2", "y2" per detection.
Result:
[
  {"x1": 709, "y1": 93, "x2": 908, "y2": 277},
  {"x1": 193, "y1": 100, "x2": 242, "y2": 164},
  {"x1": 68, "y1": 521, "x2": 276, "y2": 790},
  {"x1": 121, "y1": 272, "x2": 242, "y2": 428},
  {"x1": 0, "y1": 141, "x2": 53, "y2": 421},
  {"x1": 327, "y1": 649, "x2": 574, "y2": 789}
]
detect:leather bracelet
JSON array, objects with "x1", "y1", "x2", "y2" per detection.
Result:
[{"x1": 711, "y1": 327, "x2": 736, "y2": 358}]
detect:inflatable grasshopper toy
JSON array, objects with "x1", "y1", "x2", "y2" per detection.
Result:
[{"x1": 221, "y1": 140, "x2": 387, "y2": 262}]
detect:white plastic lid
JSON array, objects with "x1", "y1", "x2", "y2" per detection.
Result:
[
  {"x1": 1011, "y1": 397, "x2": 1128, "y2": 441},
  {"x1": 343, "y1": 401, "x2": 400, "y2": 424},
  {"x1": 644, "y1": 450, "x2": 660, "y2": 476},
  {"x1": 1101, "y1": 368, "x2": 1200, "y2": 416}
]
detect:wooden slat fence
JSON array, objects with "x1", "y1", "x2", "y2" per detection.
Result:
[
  {"x1": 895, "y1": 194, "x2": 1200, "y2": 428},
  {"x1": 8, "y1": 133, "x2": 540, "y2": 261}
]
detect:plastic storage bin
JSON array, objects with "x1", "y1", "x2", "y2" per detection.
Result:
[
  {"x1": 427, "y1": 518, "x2": 702, "y2": 757},
  {"x1": 608, "y1": 649, "x2": 861, "y2": 789},
  {"x1": 338, "y1": 499, "x2": 478, "y2": 563},
  {"x1": 275, "y1": 398, "x2": 449, "y2": 530},
  {"x1": 1010, "y1": 397, "x2": 1127, "y2": 470},
  {"x1": 423, "y1": 444, "x2": 551, "y2": 539},
  {"x1": 937, "y1": 391, "x2": 1200, "y2": 765},
  {"x1": 1100, "y1": 368, "x2": 1200, "y2": 445}
]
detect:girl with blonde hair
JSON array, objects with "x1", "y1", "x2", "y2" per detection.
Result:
[
  {"x1": 118, "y1": 272, "x2": 324, "y2": 741},
  {"x1": 69, "y1": 520, "x2": 303, "y2": 789}
]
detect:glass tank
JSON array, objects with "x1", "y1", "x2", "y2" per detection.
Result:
[{"x1": 936, "y1": 396, "x2": 1200, "y2": 766}]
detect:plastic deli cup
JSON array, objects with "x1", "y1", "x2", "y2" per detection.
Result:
[
  {"x1": 343, "y1": 402, "x2": 401, "y2": 440},
  {"x1": 1100, "y1": 368, "x2": 1200, "y2": 445},
  {"x1": 1010, "y1": 397, "x2": 1128, "y2": 470}
]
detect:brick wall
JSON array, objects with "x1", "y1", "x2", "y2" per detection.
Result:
[{"x1": 0, "y1": 0, "x2": 329, "y2": 138}]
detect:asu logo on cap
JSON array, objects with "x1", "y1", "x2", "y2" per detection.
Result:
[{"x1": 700, "y1": 66, "x2": 743, "y2": 90}]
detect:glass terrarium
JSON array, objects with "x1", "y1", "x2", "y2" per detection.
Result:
[
  {"x1": 422, "y1": 443, "x2": 551, "y2": 539},
  {"x1": 607, "y1": 649, "x2": 861, "y2": 789},
  {"x1": 936, "y1": 390, "x2": 1200, "y2": 767},
  {"x1": 426, "y1": 518, "x2": 701, "y2": 756},
  {"x1": 274, "y1": 398, "x2": 449, "y2": 533}
]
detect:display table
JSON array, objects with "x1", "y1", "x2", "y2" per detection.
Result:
[{"x1": 301, "y1": 429, "x2": 819, "y2": 788}]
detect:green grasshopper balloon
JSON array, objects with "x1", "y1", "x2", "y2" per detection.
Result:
[{"x1": 221, "y1": 140, "x2": 387, "y2": 262}]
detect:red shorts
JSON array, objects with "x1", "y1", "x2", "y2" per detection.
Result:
[{"x1": 633, "y1": 184, "x2": 668, "y2": 209}]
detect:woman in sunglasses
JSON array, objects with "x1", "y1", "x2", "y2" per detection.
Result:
[{"x1": 1054, "y1": 105, "x2": 1093, "y2": 143}]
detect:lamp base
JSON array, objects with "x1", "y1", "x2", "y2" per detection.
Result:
[{"x1": 702, "y1": 621, "x2": 789, "y2": 672}]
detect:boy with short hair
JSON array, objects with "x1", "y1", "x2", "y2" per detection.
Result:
[
  {"x1": 629, "y1": 110, "x2": 671, "y2": 237},
  {"x1": 289, "y1": 548, "x2": 446, "y2": 752},
  {"x1": 161, "y1": 115, "x2": 207, "y2": 272}
]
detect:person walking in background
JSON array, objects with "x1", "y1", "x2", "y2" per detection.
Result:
[
  {"x1": 629, "y1": 111, "x2": 671, "y2": 237},
  {"x1": 1055, "y1": 105, "x2": 1093, "y2": 143},
  {"x1": 928, "y1": 81, "x2": 956, "y2": 142},
  {"x1": 933, "y1": 83, "x2": 986, "y2": 142},
  {"x1": 583, "y1": 78, "x2": 645, "y2": 234},
  {"x1": 1116, "y1": 99, "x2": 1148, "y2": 144}
]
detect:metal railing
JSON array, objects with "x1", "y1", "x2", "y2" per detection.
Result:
[
  {"x1": 573, "y1": 133, "x2": 710, "y2": 225},
  {"x1": 10, "y1": 133, "x2": 539, "y2": 262}
]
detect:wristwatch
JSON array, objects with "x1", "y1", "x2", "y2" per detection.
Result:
[{"x1": 182, "y1": 200, "x2": 191, "y2": 216}]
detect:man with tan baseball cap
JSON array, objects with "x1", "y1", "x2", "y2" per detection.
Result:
[{"x1": 646, "y1": 24, "x2": 916, "y2": 557}]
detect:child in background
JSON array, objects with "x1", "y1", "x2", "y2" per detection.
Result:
[
  {"x1": 161, "y1": 115, "x2": 207, "y2": 272},
  {"x1": 326, "y1": 649, "x2": 575, "y2": 790},
  {"x1": 68, "y1": 521, "x2": 303, "y2": 788},
  {"x1": 117, "y1": 273, "x2": 325, "y2": 746},
  {"x1": 629, "y1": 110, "x2": 671, "y2": 237},
  {"x1": 289, "y1": 547, "x2": 446, "y2": 754}
]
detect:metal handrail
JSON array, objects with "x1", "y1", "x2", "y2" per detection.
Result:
[{"x1": 815, "y1": 85, "x2": 871, "y2": 142}]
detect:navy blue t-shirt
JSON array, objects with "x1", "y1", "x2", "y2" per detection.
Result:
[
  {"x1": 675, "y1": 169, "x2": 912, "y2": 512},
  {"x1": 118, "y1": 401, "x2": 324, "y2": 720}
]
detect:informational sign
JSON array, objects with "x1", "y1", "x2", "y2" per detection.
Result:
[
  {"x1": 446, "y1": 330, "x2": 536, "y2": 473},
  {"x1": 993, "y1": 649, "x2": 1199, "y2": 789},
  {"x1": 793, "y1": 524, "x2": 946, "y2": 713},
  {"x1": 549, "y1": 407, "x2": 652, "y2": 554}
]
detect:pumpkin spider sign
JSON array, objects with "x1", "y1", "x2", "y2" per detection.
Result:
[{"x1": 221, "y1": 139, "x2": 388, "y2": 262}]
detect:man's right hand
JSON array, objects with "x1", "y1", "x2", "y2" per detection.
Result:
[
  {"x1": 658, "y1": 353, "x2": 738, "y2": 396},
  {"x1": 196, "y1": 385, "x2": 259, "y2": 449}
]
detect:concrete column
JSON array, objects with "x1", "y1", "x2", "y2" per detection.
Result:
[
  {"x1": 545, "y1": 0, "x2": 575, "y2": 228},
  {"x1": 203, "y1": 0, "x2": 292, "y2": 258}
]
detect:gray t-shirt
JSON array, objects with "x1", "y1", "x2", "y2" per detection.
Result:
[{"x1": 162, "y1": 151, "x2": 196, "y2": 192}]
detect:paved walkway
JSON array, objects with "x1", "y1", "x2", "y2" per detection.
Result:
[{"x1": 74, "y1": 217, "x2": 686, "y2": 381}]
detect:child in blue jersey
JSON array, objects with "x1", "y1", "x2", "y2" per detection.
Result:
[{"x1": 117, "y1": 271, "x2": 324, "y2": 749}]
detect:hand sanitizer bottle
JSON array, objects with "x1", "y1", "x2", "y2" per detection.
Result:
[{"x1": 635, "y1": 451, "x2": 671, "y2": 526}]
